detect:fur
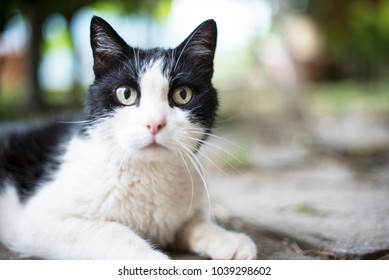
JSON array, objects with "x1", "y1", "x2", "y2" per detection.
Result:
[{"x1": 0, "y1": 16, "x2": 257, "y2": 259}]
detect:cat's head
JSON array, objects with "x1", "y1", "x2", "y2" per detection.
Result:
[{"x1": 85, "y1": 16, "x2": 218, "y2": 162}]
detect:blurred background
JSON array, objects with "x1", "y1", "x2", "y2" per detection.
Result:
[{"x1": 1, "y1": 0, "x2": 389, "y2": 165}]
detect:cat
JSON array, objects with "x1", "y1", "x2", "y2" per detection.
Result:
[{"x1": 0, "y1": 16, "x2": 257, "y2": 260}]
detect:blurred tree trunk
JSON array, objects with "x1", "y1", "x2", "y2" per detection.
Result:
[
  {"x1": 26, "y1": 9, "x2": 45, "y2": 110},
  {"x1": 262, "y1": 1, "x2": 313, "y2": 132}
]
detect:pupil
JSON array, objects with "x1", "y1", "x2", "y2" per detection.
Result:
[
  {"x1": 179, "y1": 89, "x2": 187, "y2": 100},
  {"x1": 124, "y1": 89, "x2": 131, "y2": 99}
]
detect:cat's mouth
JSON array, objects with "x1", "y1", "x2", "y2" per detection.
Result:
[{"x1": 142, "y1": 141, "x2": 167, "y2": 151}]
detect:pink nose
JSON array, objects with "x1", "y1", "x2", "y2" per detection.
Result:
[{"x1": 146, "y1": 120, "x2": 166, "y2": 136}]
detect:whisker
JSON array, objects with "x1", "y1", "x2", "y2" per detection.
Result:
[
  {"x1": 169, "y1": 48, "x2": 176, "y2": 74},
  {"x1": 186, "y1": 126, "x2": 223, "y2": 132},
  {"x1": 188, "y1": 105, "x2": 202, "y2": 113},
  {"x1": 119, "y1": 150, "x2": 130, "y2": 170},
  {"x1": 187, "y1": 130, "x2": 243, "y2": 149},
  {"x1": 201, "y1": 145, "x2": 247, "y2": 177},
  {"x1": 180, "y1": 135, "x2": 243, "y2": 164},
  {"x1": 215, "y1": 112, "x2": 242, "y2": 124},
  {"x1": 177, "y1": 148, "x2": 195, "y2": 216},
  {"x1": 194, "y1": 148, "x2": 227, "y2": 176},
  {"x1": 56, "y1": 120, "x2": 90, "y2": 124},
  {"x1": 179, "y1": 143, "x2": 215, "y2": 222},
  {"x1": 179, "y1": 134, "x2": 246, "y2": 177},
  {"x1": 179, "y1": 144, "x2": 206, "y2": 181},
  {"x1": 56, "y1": 117, "x2": 109, "y2": 129},
  {"x1": 108, "y1": 143, "x2": 127, "y2": 168}
]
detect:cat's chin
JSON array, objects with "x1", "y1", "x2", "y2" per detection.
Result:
[
  {"x1": 128, "y1": 143, "x2": 173, "y2": 162},
  {"x1": 141, "y1": 142, "x2": 167, "y2": 151}
]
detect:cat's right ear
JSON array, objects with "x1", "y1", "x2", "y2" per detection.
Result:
[
  {"x1": 90, "y1": 16, "x2": 128, "y2": 77},
  {"x1": 175, "y1": 19, "x2": 217, "y2": 68}
]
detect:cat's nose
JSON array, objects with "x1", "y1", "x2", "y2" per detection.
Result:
[{"x1": 146, "y1": 120, "x2": 166, "y2": 136}]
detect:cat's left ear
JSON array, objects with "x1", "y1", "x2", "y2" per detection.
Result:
[
  {"x1": 176, "y1": 19, "x2": 217, "y2": 66},
  {"x1": 90, "y1": 16, "x2": 129, "y2": 77}
]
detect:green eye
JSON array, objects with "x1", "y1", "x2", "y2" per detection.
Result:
[
  {"x1": 115, "y1": 86, "x2": 138, "y2": 106},
  {"x1": 172, "y1": 86, "x2": 193, "y2": 106}
]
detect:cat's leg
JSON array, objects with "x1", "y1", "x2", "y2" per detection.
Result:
[
  {"x1": 16, "y1": 217, "x2": 169, "y2": 260},
  {"x1": 176, "y1": 214, "x2": 257, "y2": 260}
]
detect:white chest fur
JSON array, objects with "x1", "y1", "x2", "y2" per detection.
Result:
[
  {"x1": 27, "y1": 135, "x2": 204, "y2": 247},
  {"x1": 87, "y1": 159, "x2": 203, "y2": 246}
]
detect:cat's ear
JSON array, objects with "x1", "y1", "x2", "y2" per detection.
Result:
[
  {"x1": 90, "y1": 16, "x2": 128, "y2": 77},
  {"x1": 176, "y1": 19, "x2": 217, "y2": 66}
]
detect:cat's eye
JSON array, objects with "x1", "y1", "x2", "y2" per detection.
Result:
[
  {"x1": 172, "y1": 86, "x2": 193, "y2": 106},
  {"x1": 115, "y1": 86, "x2": 138, "y2": 106}
]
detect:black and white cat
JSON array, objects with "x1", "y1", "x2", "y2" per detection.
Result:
[{"x1": 0, "y1": 16, "x2": 257, "y2": 260}]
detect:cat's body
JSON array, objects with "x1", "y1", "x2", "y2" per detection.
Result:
[{"x1": 0, "y1": 17, "x2": 257, "y2": 259}]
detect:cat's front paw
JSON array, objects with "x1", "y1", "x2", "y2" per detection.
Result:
[{"x1": 195, "y1": 230, "x2": 257, "y2": 260}]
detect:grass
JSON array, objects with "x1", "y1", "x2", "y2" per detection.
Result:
[{"x1": 308, "y1": 81, "x2": 389, "y2": 114}]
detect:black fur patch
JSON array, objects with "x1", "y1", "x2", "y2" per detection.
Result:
[{"x1": 0, "y1": 122, "x2": 75, "y2": 201}]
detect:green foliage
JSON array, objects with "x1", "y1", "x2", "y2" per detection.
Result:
[
  {"x1": 306, "y1": 0, "x2": 389, "y2": 79},
  {"x1": 309, "y1": 82, "x2": 389, "y2": 114},
  {"x1": 42, "y1": 14, "x2": 72, "y2": 53},
  {"x1": 348, "y1": 0, "x2": 389, "y2": 63},
  {"x1": 91, "y1": 0, "x2": 172, "y2": 21}
]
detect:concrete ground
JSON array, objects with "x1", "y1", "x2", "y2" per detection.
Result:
[
  {"x1": 205, "y1": 113, "x2": 389, "y2": 260},
  {"x1": 1, "y1": 113, "x2": 389, "y2": 260}
]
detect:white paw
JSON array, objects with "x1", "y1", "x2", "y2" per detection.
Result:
[{"x1": 196, "y1": 231, "x2": 257, "y2": 260}]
